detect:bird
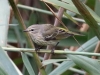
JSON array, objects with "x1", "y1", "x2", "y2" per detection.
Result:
[{"x1": 23, "y1": 24, "x2": 83, "y2": 52}]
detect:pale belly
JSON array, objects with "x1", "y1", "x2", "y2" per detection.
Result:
[
  {"x1": 31, "y1": 35, "x2": 57, "y2": 46},
  {"x1": 33, "y1": 38, "x2": 57, "y2": 46}
]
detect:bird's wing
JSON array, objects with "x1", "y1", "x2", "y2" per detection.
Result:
[
  {"x1": 41, "y1": 24, "x2": 73, "y2": 40},
  {"x1": 41, "y1": 24, "x2": 59, "y2": 41},
  {"x1": 41, "y1": 24, "x2": 83, "y2": 40}
]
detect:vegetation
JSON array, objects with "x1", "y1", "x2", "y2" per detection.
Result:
[{"x1": 0, "y1": 0, "x2": 100, "y2": 75}]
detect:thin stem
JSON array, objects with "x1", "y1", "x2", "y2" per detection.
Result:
[
  {"x1": 42, "y1": 1, "x2": 68, "y2": 30},
  {"x1": 3, "y1": 47, "x2": 100, "y2": 57}
]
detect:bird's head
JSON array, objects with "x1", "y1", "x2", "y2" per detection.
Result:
[{"x1": 23, "y1": 25, "x2": 40, "y2": 35}]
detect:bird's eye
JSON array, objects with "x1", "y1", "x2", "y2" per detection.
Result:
[{"x1": 31, "y1": 29, "x2": 34, "y2": 31}]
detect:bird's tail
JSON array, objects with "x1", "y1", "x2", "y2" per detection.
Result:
[{"x1": 67, "y1": 31, "x2": 84, "y2": 36}]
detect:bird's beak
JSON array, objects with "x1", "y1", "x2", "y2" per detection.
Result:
[{"x1": 23, "y1": 29, "x2": 28, "y2": 32}]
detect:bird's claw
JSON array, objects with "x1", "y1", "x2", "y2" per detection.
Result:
[
  {"x1": 51, "y1": 49, "x2": 55, "y2": 54},
  {"x1": 35, "y1": 47, "x2": 41, "y2": 53}
]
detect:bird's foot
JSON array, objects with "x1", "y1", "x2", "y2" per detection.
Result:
[
  {"x1": 51, "y1": 48, "x2": 55, "y2": 54},
  {"x1": 50, "y1": 42, "x2": 59, "y2": 54},
  {"x1": 35, "y1": 48, "x2": 40, "y2": 53},
  {"x1": 35, "y1": 46, "x2": 43, "y2": 53}
]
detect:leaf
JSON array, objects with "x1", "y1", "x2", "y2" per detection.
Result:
[
  {"x1": 72, "y1": 0, "x2": 100, "y2": 39},
  {"x1": 88, "y1": 28, "x2": 95, "y2": 39},
  {"x1": 42, "y1": 0, "x2": 79, "y2": 14},
  {"x1": 49, "y1": 61, "x2": 75, "y2": 75},
  {"x1": 0, "y1": 63, "x2": 8, "y2": 75},
  {"x1": 21, "y1": 53, "x2": 35, "y2": 75},
  {"x1": 43, "y1": 0, "x2": 100, "y2": 22},
  {"x1": 49, "y1": 37, "x2": 98, "y2": 75},
  {"x1": 0, "y1": 47, "x2": 20, "y2": 75},
  {"x1": 67, "y1": 55, "x2": 100, "y2": 75},
  {"x1": 42, "y1": 59, "x2": 71, "y2": 66},
  {"x1": 45, "y1": 64, "x2": 53, "y2": 74}
]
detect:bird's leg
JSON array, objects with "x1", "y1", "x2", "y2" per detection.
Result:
[
  {"x1": 51, "y1": 42, "x2": 59, "y2": 54},
  {"x1": 35, "y1": 46, "x2": 41, "y2": 51},
  {"x1": 44, "y1": 37, "x2": 59, "y2": 54},
  {"x1": 34, "y1": 43, "x2": 43, "y2": 53}
]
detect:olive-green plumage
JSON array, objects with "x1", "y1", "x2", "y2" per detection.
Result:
[{"x1": 24, "y1": 24, "x2": 82, "y2": 46}]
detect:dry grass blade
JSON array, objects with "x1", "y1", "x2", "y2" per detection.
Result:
[{"x1": 42, "y1": 1, "x2": 69, "y2": 30}]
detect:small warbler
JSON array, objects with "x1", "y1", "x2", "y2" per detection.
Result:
[{"x1": 24, "y1": 24, "x2": 82, "y2": 52}]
